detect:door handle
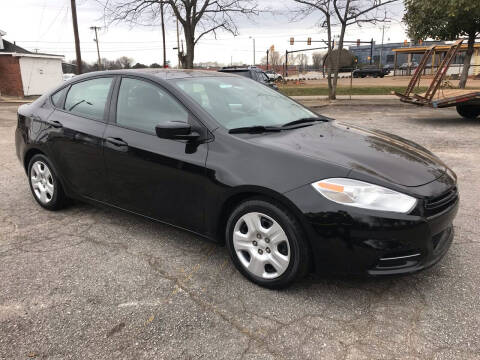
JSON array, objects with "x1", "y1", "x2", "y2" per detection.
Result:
[
  {"x1": 49, "y1": 120, "x2": 63, "y2": 128},
  {"x1": 106, "y1": 137, "x2": 128, "y2": 147}
]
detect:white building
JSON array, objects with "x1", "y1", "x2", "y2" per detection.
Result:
[{"x1": 0, "y1": 30, "x2": 64, "y2": 97}]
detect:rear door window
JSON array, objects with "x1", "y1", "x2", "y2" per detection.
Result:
[{"x1": 64, "y1": 77, "x2": 113, "y2": 121}]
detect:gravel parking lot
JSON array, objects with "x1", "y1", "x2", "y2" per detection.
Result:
[{"x1": 1, "y1": 101, "x2": 479, "y2": 359}]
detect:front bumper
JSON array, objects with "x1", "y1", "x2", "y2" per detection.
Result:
[{"x1": 285, "y1": 184, "x2": 459, "y2": 276}]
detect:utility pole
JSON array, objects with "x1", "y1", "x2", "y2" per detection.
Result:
[
  {"x1": 176, "y1": 19, "x2": 181, "y2": 69},
  {"x1": 379, "y1": 10, "x2": 386, "y2": 68},
  {"x1": 160, "y1": 2, "x2": 167, "y2": 68},
  {"x1": 90, "y1": 26, "x2": 102, "y2": 70},
  {"x1": 71, "y1": 0, "x2": 82, "y2": 74},
  {"x1": 370, "y1": 38, "x2": 374, "y2": 65},
  {"x1": 249, "y1": 36, "x2": 255, "y2": 66},
  {"x1": 379, "y1": 27, "x2": 385, "y2": 68},
  {"x1": 266, "y1": 49, "x2": 269, "y2": 70},
  {"x1": 285, "y1": 50, "x2": 288, "y2": 77}
]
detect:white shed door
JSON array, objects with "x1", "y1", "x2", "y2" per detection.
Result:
[{"x1": 19, "y1": 57, "x2": 63, "y2": 96}]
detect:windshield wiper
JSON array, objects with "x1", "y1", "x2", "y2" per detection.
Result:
[
  {"x1": 68, "y1": 99, "x2": 93, "y2": 111},
  {"x1": 229, "y1": 116, "x2": 331, "y2": 134},
  {"x1": 228, "y1": 125, "x2": 282, "y2": 134},
  {"x1": 282, "y1": 117, "x2": 330, "y2": 128}
]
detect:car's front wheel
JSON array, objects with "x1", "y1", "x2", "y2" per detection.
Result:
[
  {"x1": 226, "y1": 199, "x2": 310, "y2": 288},
  {"x1": 28, "y1": 154, "x2": 67, "y2": 210}
]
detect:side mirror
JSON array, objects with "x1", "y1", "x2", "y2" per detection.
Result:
[{"x1": 155, "y1": 121, "x2": 200, "y2": 141}]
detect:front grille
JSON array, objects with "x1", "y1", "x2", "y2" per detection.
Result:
[{"x1": 424, "y1": 186, "x2": 458, "y2": 216}]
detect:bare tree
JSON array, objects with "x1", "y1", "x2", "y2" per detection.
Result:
[
  {"x1": 312, "y1": 51, "x2": 324, "y2": 70},
  {"x1": 102, "y1": 0, "x2": 258, "y2": 68},
  {"x1": 269, "y1": 50, "x2": 282, "y2": 71},
  {"x1": 295, "y1": 53, "x2": 309, "y2": 72},
  {"x1": 261, "y1": 50, "x2": 283, "y2": 71},
  {"x1": 101, "y1": 57, "x2": 122, "y2": 70},
  {"x1": 292, "y1": 0, "x2": 399, "y2": 99},
  {"x1": 116, "y1": 56, "x2": 134, "y2": 69}
]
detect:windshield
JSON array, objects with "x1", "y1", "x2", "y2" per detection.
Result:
[{"x1": 171, "y1": 76, "x2": 316, "y2": 130}]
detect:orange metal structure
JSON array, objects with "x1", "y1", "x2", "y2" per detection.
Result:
[{"x1": 394, "y1": 39, "x2": 480, "y2": 109}]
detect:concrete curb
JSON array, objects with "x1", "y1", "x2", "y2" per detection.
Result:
[
  {"x1": 293, "y1": 95, "x2": 404, "y2": 108},
  {"x1": 0, "y1": 97, "x2": 33, "y2": 104},
  {"x1": 291, "y1": 95, "x2": 397, "y2": 100}
]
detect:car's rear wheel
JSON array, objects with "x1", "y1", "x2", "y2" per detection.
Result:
[
  {"x1": 225, "y1": 199, "x2": 310, "y2": 289},
  {"x1": 456, "y1": 104, "x2": 480, "y2": 119},
  {"x1": 28, "y1": 154, "x2": 67, "y2": 210}
]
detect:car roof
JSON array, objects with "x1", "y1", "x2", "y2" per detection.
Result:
[
  {"x1": 219, "y1": 68, "x2": 250, "y2": 72},
  {"x1": 67, "y1": 68, "x2": 237, "y2": 82}
]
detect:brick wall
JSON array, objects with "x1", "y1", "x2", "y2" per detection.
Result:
[{"x1": 0, "y1": 55, "x2": 24, "y2": 97}]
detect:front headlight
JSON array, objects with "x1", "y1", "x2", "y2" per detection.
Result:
[{"x1": 311, "y1": 178, "x2": 417, "y2": 213}]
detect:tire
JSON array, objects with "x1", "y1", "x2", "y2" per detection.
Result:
[
  {"x1": 225, "y1": 199, "x2": 310, "y2": 289},
  {"x1": 28, "y1": 154, "x2": 67, "y2": 210},
  {"x1": 456, "y1": 104, "x2": 480, "y2": 119}
]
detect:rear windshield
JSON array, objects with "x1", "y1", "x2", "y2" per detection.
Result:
[{"x1": 219, "y1": 70, "x2": 251, "y2": 78}]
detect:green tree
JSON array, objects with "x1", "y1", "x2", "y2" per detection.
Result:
[
  {"x1": 132, "y1": 62, "x2": 148, "y2": 69},
  {"x1": 404, "y1": 0, "x2": 480, "y2": 88}
]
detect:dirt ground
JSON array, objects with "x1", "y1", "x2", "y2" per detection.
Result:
[
  {"x1": 282, "y1": 76, "x2": 480, "y2": 88},
  {"x1": 1, "y1": 101, "x2": 479, "y2": 359}
]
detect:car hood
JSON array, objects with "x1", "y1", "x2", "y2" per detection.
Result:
[{"x1": 248, "y1": 121, "x2": 446, "y2": 187}]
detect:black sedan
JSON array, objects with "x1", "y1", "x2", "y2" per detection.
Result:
[
  {"x1": 352, "y1": 66, "x2": 389, "y2": 78},
  {"x1": 15, "y1": 69, "x2": 459, "y2": 288}
]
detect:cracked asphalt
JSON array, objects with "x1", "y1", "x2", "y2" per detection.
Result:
[{"x1": 1, "y1": 101, "x2": 479, "y2": 359}]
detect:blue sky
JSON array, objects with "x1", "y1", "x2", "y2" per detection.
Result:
[{"x1": 1, "y1": 0, "x2": 407, "y2": 66}]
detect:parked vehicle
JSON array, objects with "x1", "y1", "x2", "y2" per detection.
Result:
[
  {"x1": 218, "y1": 66, "x2": 278, "y2": 90},
  {"x1": 399, "y1": 62, "x2": 419, "y2": 70},
  {"x1": 394, "y1": 39, "x2": 480, "y2": 119},
  {"x1": 16, "y1": 69, "x2": 459, "y2": 288},
  {"x1": 62, "y1": 73, "x2": 75, "y2": 82},
  {"x1": 352, "y1": 66, "x2": 389, "y2": 78},
  {"x1": 265, "y1": 70, "x2": 283, "y2": 81}
]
